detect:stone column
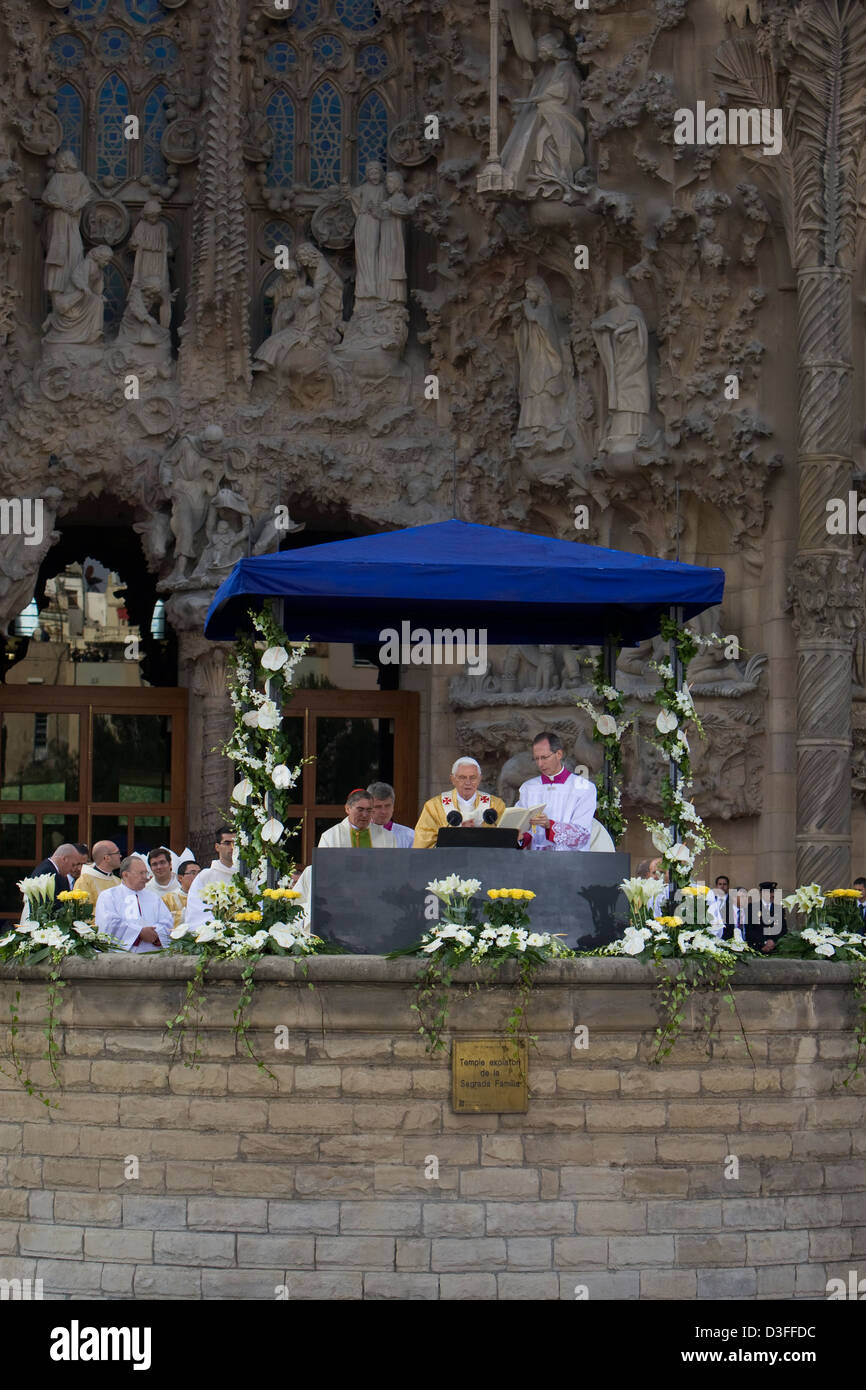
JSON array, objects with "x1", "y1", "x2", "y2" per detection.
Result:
[{"x1": 172, "y1": 620, "x2": 235, "y2": 866}]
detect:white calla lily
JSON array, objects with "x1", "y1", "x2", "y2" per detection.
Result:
[
  {"x1": 655, "y1": 709, "x2": 679, "y2": 734},
  {"x1": 232, "y1": 778, "x2": 253, "y2": 804},
  {"x1": 272, "y1": 764, "x2": 293, "y2": 789},
  {"x1": 261, "y1": 646, "x2": 289, "y2": 671},
  {"x1": 261, "y1": 818, "x2": 284, "y2": 843}
]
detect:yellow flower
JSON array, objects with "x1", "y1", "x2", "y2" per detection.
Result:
[
  {"x1": 234, "y1": 911, "x2": 263, "y2": 923},
  {"x1": 487, "y1": 890, "x2": 500, "y2": 900},
  {"x1": 656, "y1": 915, "x2": 684, "y2": 928},
  {"x1": 263, "y1": 887, "x2": 301, "y2": 899},
  {"x1": 57, "y1": 889, "x2": 89, "y2": 902},
  {"x1": 680, "y1": 885, "x2": 710, "y2": 897},
  {"x1": 826, "y1": 888, "x2": 861, "y2": 898}
]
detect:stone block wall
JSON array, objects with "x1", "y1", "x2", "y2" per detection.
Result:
[{"x1": 0, "y1": 957, "x2": 864, "y2": 1300}]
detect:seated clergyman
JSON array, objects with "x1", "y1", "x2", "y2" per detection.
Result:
[
  {"x1": 516, "y1": 731, "x2": 597, "y2": 851},
  {"x1": 367, "y1": 780, "x2": 415, "y2": 848},
  {"x1": 94, "y1": 855, "x2": 173, "y2": 953},
  {"x1": 318, "y1": 789, "x2": 397, "y2": 848},
  {"x1": 413, "y1": 757, "x2": 506, "y2": 849}
]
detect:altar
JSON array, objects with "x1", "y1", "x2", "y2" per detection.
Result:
[{"x1": 310, "y1": 847, "x2": 630, "y2": 953}]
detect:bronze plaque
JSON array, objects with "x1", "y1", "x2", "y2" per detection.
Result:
[{"x1": 452, "y1": 1039, "x2": 528, "y2": 1113}]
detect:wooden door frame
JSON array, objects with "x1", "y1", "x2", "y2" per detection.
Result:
[
  {"x1": 0, "y1": 687, "x2": 187, "y2": 914},
  {"x1": 282, "y1": 689, "x2": 419, "y2": 864}
]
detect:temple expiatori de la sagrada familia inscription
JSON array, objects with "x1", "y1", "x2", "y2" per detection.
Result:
[{"x1": 1, "y1": 0, "x2": 866, "y2": 887}]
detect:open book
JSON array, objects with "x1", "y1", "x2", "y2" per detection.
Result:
[{"x1": 497, "y1": 804, "x2": 547, "y2": 833}]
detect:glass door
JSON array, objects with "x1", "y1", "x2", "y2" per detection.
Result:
[
  {"x1": 281, "y1": 690, "x2": 419, "y2": 864},
  {"x1": 0, "y1": 687, "x2": 187, "y2": 918}
]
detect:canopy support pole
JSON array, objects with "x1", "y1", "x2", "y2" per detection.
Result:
[
  {"x1": 668, "y1": 605, "x2": 684, "y2": 845},
  {"x1": 264, "y1": 596, "x2": 286, "y2": 890},
  {"x1": 602, "y1": 635, "x2": 616, "y2": 807}
]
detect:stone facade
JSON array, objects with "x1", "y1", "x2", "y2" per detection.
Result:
[
  {"x1": 0, "y1": 956, "x2": 864, "y2": 1299},
  {"x1": 1, "y1": 0, "x2": 866, "y2": 876}
]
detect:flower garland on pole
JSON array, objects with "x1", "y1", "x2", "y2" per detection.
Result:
[
  {"x1": 641, "y1": 613, "x2": 723, "y2": 895},
  {"x1": 166, "y1": 604, "x2": 336, "y2": 1077},
  {"x1": 573, "y1": 639, "x2": 632, "y2": 846}
]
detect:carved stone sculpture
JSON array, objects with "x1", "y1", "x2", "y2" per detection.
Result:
[
  {"x1": 191, "y1": 487, "x2": 252, "y2": 582},
  {"x1": 41, "y1": 244, "x2": 112, "y2": 345},
  {"x1": 512, "y1": 276, "x2": 574, "y2": 451},
  {"x1": 116, "y1": 282, "x2": 171, "y2": 363},
  {"x1": 42, "y1": 151, "x2": 92, "y2": 294},
  {"x1": 345, "y1": 161, "x2": 386, "y2": 303},
  {"x1": 500, "y1": 32, "x2": 587, "y2": 197},
  {"x1": 592, "y1": 277, "x2": 652, "y2": 453},
  {"x1": 129, "y1": 200, "x2": 172, "y2": 331},
  {"x1": 252, "y1": 243, "x2": 344, "y2": 398},
  {"x1": 378, "y1": 172, "x2": 412, "y2": 304},
  {"x1": 159, "y1": 425, "x2": 225, "y2": 585}
]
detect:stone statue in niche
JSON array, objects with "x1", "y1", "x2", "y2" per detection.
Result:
[
  {"x1": 252, "y1": 243, "x2": 344, "y2": 394},
  {"x1": 159, "y1": 425, "x2": 225, "y2": 586},
  {"x1": 343, "y1": 160, "x2": 386, "y2": 302},
  {"x1": 500, "y1": 32, "x2": 588, "y2": 198},
  {"x1": 129, "y1": 200, "x2": 172, "y2": 331},
  {"x1": 379, "y1": 171, "x2": 413, "y2": 303},
  {"x1": 591, "y1": 276, "x2": 653, "y2": 454},
  {"x1": 41, "y1": 244, "x2": 112, "y2": 345},
  {"x1": 511, "y1": 276, "x2": 575, "y2": 452},
  {"x1": 42, "y1": 150, "x2": 92, "y2": 293}
]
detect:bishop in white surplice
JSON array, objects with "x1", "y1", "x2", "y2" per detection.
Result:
[{"x1": 516, "y1": 733, "x2": 597, "y2": 851}]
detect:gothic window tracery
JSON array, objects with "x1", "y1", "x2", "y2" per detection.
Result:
[
  {"x1": 55, "y1": 83, "x2": 85, "y2": 164},
  {"x1": 252, "y1": 0, "x2": 397, "y2": 193},
  {"x1": 96, "y1": 72, "x2": 131, "y2": 183},
  {"x1": 142, "y1": 82, "x2": 169, "y2": 182}
]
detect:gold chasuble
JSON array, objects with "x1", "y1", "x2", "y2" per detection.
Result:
[{"x1": 412, "y1": 790, "x2": 507, "y2": 849}]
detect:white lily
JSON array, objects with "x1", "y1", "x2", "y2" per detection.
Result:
[
  {"x1": 261, "y1": 646, "x2": 289, "y2": 671},
  {"x1": 232, "y1": 778, "x2": 253, "y2": 804},
  {"x1": 261, "y1": 818, "x2": 284, "y2": 843},
  {"x1": 595, "y1": 714, "x2": 617, "y2": 737},
  {"x1": 272, "y1": 764, "x2": 294, "y2": 789},
  {"x1": 656, "y1": 709, "x2": 679, "y2": 734}
]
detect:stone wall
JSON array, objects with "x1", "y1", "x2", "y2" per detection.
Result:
[{"x1": 0, "y1": 957, "x2": 864, "y2": 1301}]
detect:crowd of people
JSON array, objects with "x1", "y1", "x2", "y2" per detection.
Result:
[{"x1": 24, "y1": 729, "x2": 866, "y2": 951}]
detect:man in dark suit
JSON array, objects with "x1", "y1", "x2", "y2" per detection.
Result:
[
  {"x1": 853, "y1": 877, "x2": 866, "y2": 934},
  {"x1": 743, "y1": 880, "x2": 787, "y2": 953},
  {"x1": 32, "y1": 844, "x2": 83, "y2": 906}
]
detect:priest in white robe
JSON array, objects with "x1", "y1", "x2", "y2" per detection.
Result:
[
  {"x1": 516, "y1": 731, "x2": 597, "y2": 851},
  {"x1": 94, "y1": 855, "x2": 172, "y2": 953},
  {"x1": 318, "y1": 789, "x2": 397, "y2": 848},
  {"x1": 184, "y1": 826, "x2": 238, "y2": 929},
  {"x1": 367, "y1": 780, "x2": 416, "y2": 848},
  {"x1": 413, "y1": 758, "x2": 507, "y2": 849}
]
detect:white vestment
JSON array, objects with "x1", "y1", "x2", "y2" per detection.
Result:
[
  {"x1": 317, "y1": 818, "x2": 396, "y2": 848},
  {"x1": 516, "y1": 770, "x2": 597, "y2": 851},
  {"x1": 94, "y1": 883, "x2": 173, "y2": 952},
  {"x1": 383, "y1": 820, "x2": 415, "y2": 848},
  {"x1": 184, "y1": 859, "x2": 237, "y2": 929}
]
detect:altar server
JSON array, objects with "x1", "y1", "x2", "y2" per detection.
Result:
[
  {"x1": 413, "y1": 758, "x2": 506, "y2": 849},
  {"x1": 319, "y1": 789, "x2": 397, "y2": 848},
  {"x1": 146, "y1": 845, "x2": 185, "y2": 928},
  {"x1": 95, "y1": 855, "x2": 172, "y2": 953},
  {"x1": 184, "y1": 826, "x2": 238, "y2": 928},
  {"x1": 516, "y1": 732, "x2": 597, "y2": 851}
]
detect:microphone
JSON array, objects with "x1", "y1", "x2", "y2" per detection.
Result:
[
  {"x1": 482, "y1": 808, "x2": 499, "y2": 825},
  {"x1": 446, "y1": 811, "x2": 463, "y2": 827}
]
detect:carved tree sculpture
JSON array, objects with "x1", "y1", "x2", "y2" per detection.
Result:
[{"x1": 716, "y1": 0, "x2": 866, "y2": 885}]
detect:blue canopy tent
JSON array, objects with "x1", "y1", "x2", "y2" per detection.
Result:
[
  {"x1": 204, "y1": 519, "x2": 724, "y2": 646},
  {"x1": 204, "y1": 520, "x2": 725, "y2": 881}
]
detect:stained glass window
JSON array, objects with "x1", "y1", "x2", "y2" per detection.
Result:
[
  {"x1": 143, "y1": 84, "x2": 168, "y2": 181},
  {"x1": 310, "y1": 82, "x2": 342, "y2": 188},
  {"x1": 262, "y1": 220, "x2": 293, "y2": 257},
  {"x1": 123, "y1": 0, "x2": 165, "y2": 23},
  {"x1": 291, "y1": 0, "x2": 319, "y2": 31},
  {"x1": 55, "y1": 84, "x2": 84, "y2": 165},
  {"x1": 98, "y1": 27, "x2": 131, "y2": 61},
  {"x1": 102, "y1": 262, "x2": 127, "y2": 338},
  {"x1": 356, "y1": 44, "x2": 388, "y2": 78},
  {"x1": 144, "y1": 34, "x2": 179, "y2": 71},
  {"x1": 67, "y1": 0, "x2": 109, "y2": 21},
  {"x1": 50, "y1": 35, "x2": 86, "y2": 70},
  {"x1": 97, "y1": 74, "x2": 131, "y2": 183},
  {"x1": 336, "y1": 0, "x2": 380, "y2": 33},
  {"x1": 312, "y1": 34, "x2": 344, "y2": 67},
  {"x1": 265, "y1": 90, "x2": 295, "y2": 188},
  {"x1": 357, "y1": 91, "x2": 387, "y2": 175},
  {"x1": 265, "y1": 42, "x2": 298, "y2": 75}
]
